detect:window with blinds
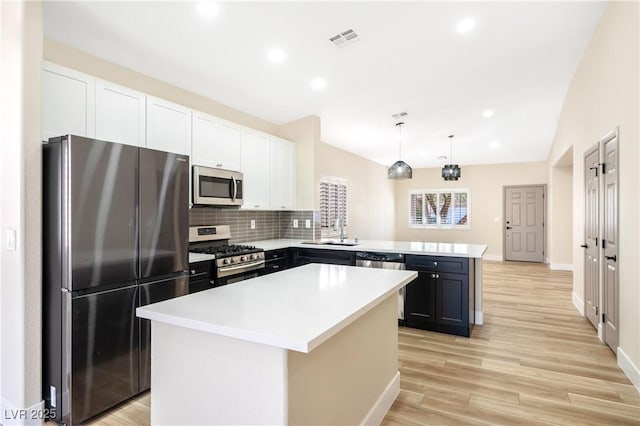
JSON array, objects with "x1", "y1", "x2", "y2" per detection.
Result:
[
  {"x1": 320, "y1": 179, "x2": 347, "y2": 235},
  {"x1": 409, "y1": 189, "x2": 470, "y2": 228}
]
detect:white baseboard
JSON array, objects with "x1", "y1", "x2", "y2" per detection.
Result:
[
  {"x1": 483, "y1": 254, "x2": 503, "y2": 262},
  {"x1": 572, "y1": 291, "x2": 584, "y2": 315},
  {"x1": 550, "y1": 263, "x2": 574, "y2": 271},
  {"x1": 475, "y1": 311, "x2": 484, "y2": 325},
  {"x1": 1, "y1": 398, "x2": 45, "y2": 426},
  {"x1": 617, "y1": 347, "x2": 640, "y2": 393},
  {"x1": 361, "y1": 371, "x2": 400, "y2": 426},
  {"x1": 546, "y1": 256, "x2": 550, "y2": 264}
]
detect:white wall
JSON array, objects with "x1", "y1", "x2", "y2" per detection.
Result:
[
  {"x1": 315, "y1": 142, "x2": 396, "y2": 240},
  {"x1": 278, "y1": 115, "x2": 321, "y2": 210},
  {"x1": 548, "y1": 148, "x2": 573, "y2": 269},
  {"x1": 547, "y1": 1, "x2": 639, "y2": 378},
  {"x1": 394, "y1": 162, "x2": 548, "y2": 259},
  {"x1": 0, "y1": 1, "x2": 44, "y2": 423}
]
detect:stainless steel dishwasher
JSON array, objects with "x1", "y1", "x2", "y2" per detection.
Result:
[{"x1": 355, "y1": 252, "x2": 406, "y2": 321}]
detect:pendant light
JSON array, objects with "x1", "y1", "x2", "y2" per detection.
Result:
[
  {"x1": 442, "y1": 134, "x2": 461, "y2": 181},
  {"x1": 388, "y1": 121, "x2": 412, "y2": 179}
]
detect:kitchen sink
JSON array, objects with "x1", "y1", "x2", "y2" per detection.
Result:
[{"x1": 301, "y1": 240, "x2": 359, "y2": 246}]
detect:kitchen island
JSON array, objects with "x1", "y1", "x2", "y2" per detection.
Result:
[
  {"x1": 136, "y1": 263, "x2": 417, "y2": 425},
  {"x1": 244, "y1": 239, "x2": 488, "y2": 325}
]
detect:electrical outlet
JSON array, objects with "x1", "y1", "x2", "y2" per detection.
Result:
[
  {"x1": 250, "y1": 219, "x2": 256, "y2": 229},
  {"x1": 305, "y1": 219, "x2": 311, "y2": 228},
  {"x1": 293, "y1": 219, "x2": 299, "y2": 228}
]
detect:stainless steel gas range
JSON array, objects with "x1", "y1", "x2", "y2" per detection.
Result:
[{"x1": 189, "y1": 225, "x2": 265, "y2": 286}]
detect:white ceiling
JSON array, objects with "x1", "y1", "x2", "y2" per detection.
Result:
[{"x1": 43, "y1": 1, "x2": 605, "y2": 168}]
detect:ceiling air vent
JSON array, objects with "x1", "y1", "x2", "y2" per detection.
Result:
[
  {"x1": 329, "y1": 29, "x2": 360, "y2": 48},
  {"x1": 392, "y1": 112, "x2": 408, "y2": 120}
]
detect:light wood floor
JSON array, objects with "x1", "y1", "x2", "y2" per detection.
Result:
[
  {"x1": 86, "y1": 261, "x2": 639, "y2": 426},
  {"x1": 383, "y1": 261, "x2": 639, "y2": 426}
]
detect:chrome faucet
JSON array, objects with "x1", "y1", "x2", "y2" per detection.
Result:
[{"x1": 334, "y1": 218, "x2": 347, "y2": 242}]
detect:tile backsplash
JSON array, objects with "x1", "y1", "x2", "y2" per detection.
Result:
[{"x1": 189, "y1": 208, "x2": 321, "y2": 243}]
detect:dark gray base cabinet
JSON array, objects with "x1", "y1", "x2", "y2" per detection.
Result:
[
  {"x1": 292, "y1": 248, "x2": 356, "y2": 266},
  {"x1": 405, "y1": 255, "x2": 475, "y2": 337},
  {"x1": 260, "y1": 249, "x2": 293, "y2": 276},
  {"x1": 188, "y1": 260, "x2": 214, "y2": 293}
]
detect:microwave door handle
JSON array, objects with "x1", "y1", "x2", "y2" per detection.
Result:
[{"x1": 232, "y1": 176, "x2": 237, "y2": 202}]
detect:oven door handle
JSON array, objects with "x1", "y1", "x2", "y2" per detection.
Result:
[{"x1": 218, "y1": 259, "x2": 265, "y2": 273}]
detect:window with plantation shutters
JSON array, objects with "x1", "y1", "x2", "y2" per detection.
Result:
[
  {"x1": 409, "y1": 189, "x2": 470, "y2": 229},
  {"x1": 320, "y1": 178, "x2": 348, "y2": 236}
]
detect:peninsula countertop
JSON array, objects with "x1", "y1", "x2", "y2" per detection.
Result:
[
  {"x1": 136, "y1": 263, "x2": 417, "y2": 353},
  {"x1": 242, "y1": 239, "x2": 488, "y2": 258}
]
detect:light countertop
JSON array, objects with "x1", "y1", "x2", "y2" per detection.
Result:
[
  {"x1": 188, "y1": 252, "x2": 216, "y2": 263},
  {"x1": 136, "y1": 263, "x2": 417, "y2": 353},
  {"x1": 242, "y1": 239, "x2": 488, "y2": 258}
]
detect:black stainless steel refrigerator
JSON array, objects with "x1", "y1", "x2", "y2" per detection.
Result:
[{"x1": 43, "y1": 135, "x2": 189, "y2": 425}]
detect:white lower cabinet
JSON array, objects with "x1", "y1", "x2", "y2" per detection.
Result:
[
  {"x1": 241, "y1": 130, "x2": 271, "y2": 209},
  {"x1": 95, "y1": 79, "x2": 146, "y2": 147},
  {"x1": 146, "y1": 96, "x2": 192, "y2": 155},
  {"x1": 42, "y1": 62, "x2": 95, "y2": 141}
]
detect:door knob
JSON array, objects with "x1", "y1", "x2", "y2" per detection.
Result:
[
  {"x1": 580, "y1": 244, "x2": 588, "y2": 248},
  {"x1": 605, "y1": 255, "x2": 617, "y2": 262},
  {"x1": 506, "y1": 226, "x2": 512, "y2": 230}
]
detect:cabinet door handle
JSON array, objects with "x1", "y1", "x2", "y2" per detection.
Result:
[
  {"x1": 431, "y1": 274, "x2": 436, "y2": 278},
  {"x1": 605, "y1": 255, "x2": 617, "y2": 262},
  {"x1": 436, "y1": 274, "x2": 440, "y2": 278},
  {"x1": 190, "y1": 269, "x2": 196, "y2": 275},
  {"x1": 580, "y1": 244, "x2": 588, "y2": 248},
  {"x1": 434, "y1": 261, "x2": 438, "y2": 266}
]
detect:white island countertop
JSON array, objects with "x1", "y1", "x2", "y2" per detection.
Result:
[
  {"x1": 242, "y1": 239, "x2": 488, "y2": 258},
  {"x1": 137, "y1": 263, "x2": 417, "y2": 353}
]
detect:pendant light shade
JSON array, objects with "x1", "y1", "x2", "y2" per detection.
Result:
[
  {"x1": 388, "y1": 121, "x2": 412, "y2": 179},
  {"x1": 442, "y1": 164, "x2": 461, "y2": 180},
  {"x1": 442, "y1": 134, "x2": 461, "y2": 181},
  {"x1": 388, "y1": 160, "x2": 413, "y2": 179}
]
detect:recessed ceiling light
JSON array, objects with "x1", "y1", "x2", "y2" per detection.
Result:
[
  {"x1": 456, "y1": 17, "x2": 475, "y2": 33},
  {"x1": 490, "y1": 140, "x2": 501, "y2": 150},
  {"x1": 310, "y1": 77, "x2": 326, "y2": 91},
  {"x1": 483, "y1": 109, "x2": 494, "y2": 118},
  {"x1": 267, "y1": 48, "x2": 286, "y2": 64},
  {"x1": 197, "y1": 1, "x2": 219, "y2": 19}
]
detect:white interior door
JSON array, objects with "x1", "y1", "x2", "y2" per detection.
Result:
[
  {"x1": 504, "y1": 186, "x2": 545, "y2": 262},
  {"x1": 583, "y1": 145, "x2": 599, "y2": 330},
  {"x1": 602, "y1": 130, "x2": 618, "y2": 352}
]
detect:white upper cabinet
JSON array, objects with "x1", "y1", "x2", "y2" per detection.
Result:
[
  {"x1": 146, "y1": 96, "x2": 192, "y2": 155},
  {"x1": 241, "y1": 129, "x2": 271, "y2": 209},
  {"x1": 42, "y1": 62, "x2": 95, "y2": 141},
  {"x1": 95, "y1": 79, "x2": 146, "y2": 147},
  {"x1": 270, "y1": 137, "x2": 296, "y2": 210},
  {"x1": 192, "y1": 112, "x2": 241, "y2": 171},
  {"x1": 218, "y1": 120, "x2": 242, "y2": 171}
]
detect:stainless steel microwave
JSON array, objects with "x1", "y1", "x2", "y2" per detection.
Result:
[{"x1": 192, "y1": 165, "x2": 243, "y2": 206}]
